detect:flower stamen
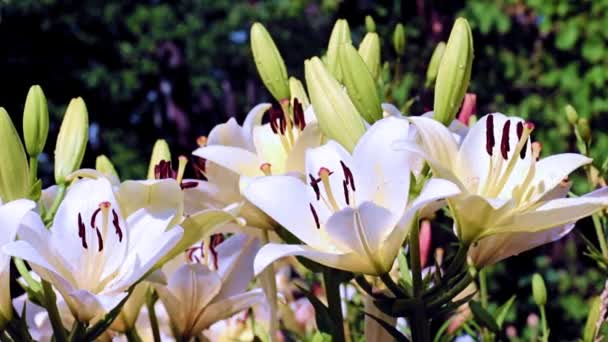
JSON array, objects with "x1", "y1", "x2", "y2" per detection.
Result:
[
  {"x1": 309, "y1": 203, "x2": 320, "y2": 229},
  {"x1": 260, "y1": 163, "x2": 272, "y2": 176},
  {"x1": 318, "y1": 167, "x2": 340, "y2": 211}
]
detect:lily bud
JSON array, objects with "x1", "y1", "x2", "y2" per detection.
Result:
[
  {"x1": 250, "y1": 22, "x2": 290, "y2": 102},
  {"x1": 365, "y1": 15, "x2": 376, "y2": 33},
  {"x1": 578, "y1": 118, "x2": 592, "y2": 143},
  {"x1": 54, "y1": 98, "x2": 88, "y2": 184},
  {"x1": 304, "y1": 57, "x2": 366, "y2": 151},
  {"x1": 22, "y1": 85, "x2": 49, "y2": 157},
  {"x1": 433, "y1": 18, "x2": 473, "y2": 126},
  {"x1": 531, "y1": 273, "x2": 547, "y2": 307},
  {"x1": 326, "y1": 19, "x2": 352, "y2": 81},
  {"x1": 425, "y1": 41, "x2": 446, "y2": 87},
  {"x1": 358, "y1": 32, "x2": 381, "y2": 80},
  {"x1": 289, "y1": 77, "x2": 310, "y2": 109},
  {"x1": 565, "y1": 104, "x2": 578, "y2": 125},
  {"x1": 0, "y1": 108, "x2": 30, "y2": 202},
  {"x1": 147, "y1": 139, "x2": 171, "y2": 179},
  {"x1": 339, "y1": 43, "x2": 382, "y2": 123},
  {"x1": 95, "y1": 155, "x2": 119, "y2": 178},
  {"x1": 392, "y1": 23, "x2": 406, "y2": 56}
]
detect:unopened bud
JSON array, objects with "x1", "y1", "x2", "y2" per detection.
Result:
[
  {"x1": 393, "y1": 23, "x2": 406, "y2": 56},
  {"x1": 425, "y1": 41, "x2": 446, "y2": 87},
  {"x1": 531, "y1": 273, "x2": 547, "y2": 307},
  {"x1": 365, "y1": 15, "x2": 376, "y2": 33},
  {"x1": 96, "y1": 155, "x2": 118, "y2": 178},
  {"x1": 54, "y1": 98, "x2": 88, "y2": 185},
  {"x1": 358, "y1": 32, "x2": 381, "y2": 80},
  {"x1": 289, "y1": 77, "x2": 310, "y2": 109},
  {"x1": 578, "y1": 118, "x2": 592, "y2": 143},
  {"x1": 0, "y1": 108, "x2": 29, "y2": 202},
  {"x1": 434, "y1": 18, "x2": 474, "y2": 126},
  {"x1": 339, "y1": 43, "x2": 382, "y2": 123},
  {"x1": 326, "y1": 19, "x2": 352, "y2": 81},
  {"x1": 147, "y1": 139, "x2": 171, "y2": 180},
  {"x1": 250, "y1": 22, "x2": 290, "y2": 102},
  {"x1": 565, "y1": 104, "x2": 578, "y2": 125},
  {"x1": 23, "y1": 85, "x2": 49, "y2": 157},
  {"x1": 304, "y1": 57, "x2": 366, "y2": 151}
]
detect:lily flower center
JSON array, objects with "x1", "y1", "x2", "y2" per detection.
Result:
[
  {"x1": 267, "y1": 98, "x2": 307, "y2": 155},
  {"x1": 480, "y1": 114, "x2": 535, "y2": 198},
  {"x1": 307, "y1": 161, "x2": 357, "y2": 229},
  {"x1": 154, "y1": 157, "x2": 198, "y2": 190},
  {"x1": 78, "y1": 201, "x2": 123, "y2": 252},
  {"x1": 185, "y1": 234, "x2": 224, "y2": 270}
]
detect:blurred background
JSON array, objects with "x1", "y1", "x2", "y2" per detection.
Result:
[{"x1": 1, "y1": 0, "x2": 607, "y2": 339}]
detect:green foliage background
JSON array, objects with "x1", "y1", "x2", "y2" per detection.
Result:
[{"x1": 1, "y1": 0, "x2": 608, "y2": 340}]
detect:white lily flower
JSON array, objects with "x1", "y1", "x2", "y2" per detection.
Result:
[
  {"x1": 154, "y1": 234, "x2": 265, "y2": 339},
  {"x1": 189, "y1": 101, "x2": 323, "y2": 230},
  {"x1": 409, "y1": 113, "x2": 608, "y2": 266},
  {"x1": 3, "y1": 178, "x2": 184, "y2": 323},
  {"x1": 244, "y1": 116, "x2": 460, "y2": 275},
  {"x1": 0, "y1": 199, "x2": 35, "y2": 327}
]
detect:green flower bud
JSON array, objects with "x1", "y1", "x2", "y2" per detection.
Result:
[
  {"x1": 393, "y1": 23, "x2": 406, "y2": 56},
  {"x1": 365, "y1": 15, "x2": 376, "y2": 33},
  {"x1": 147, "y1": 139, "x2": 171, "y2": 180},
  {"x1": 358, "y1": 32, "x2": 381, "y2": 80},
  {"x1": 0, "y1": 108, "x2": 30, "y2": 202},
  {"x1": 250, "y1": 22, "x2": 290, "y2": 102},
  {"x1": 565, "y1": 104, "x2": 578, "y2": 125},
  {"x1": 304, "y1": 57, "x2": 366, "y2": 151},
  {"x1": 326, "y1": 19, "x2": 352, "y2": 81},
  {"x1": 578, "y1": 118, "x2": 592, "y2": 143},
  {"x1": 289, "y1": 77, "x2": 310, "y2": 109},
  {"x1": 339, "y1": 43, "x2": 382, "y2": 123},
  {"x1": 54, "y1": 98, "x2": 89, "y2": 184},
  {"x1": 23, "y1": 85, "x2": 49, "y2": 157},
  {"x1": 531, "y1": 273, "x2": 547, "y2": 307},
  {"x1": 434, "y1": 18, "x2": 473, "y2": 126},
  {"x1": 96, "y1": 155, "x2": 119, "y2": 178},
  {"x1": 425, "y1": 41, "x2": 446, "y2": 88}
]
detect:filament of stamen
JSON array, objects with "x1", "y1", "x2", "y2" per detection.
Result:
[
  {"x1": 176, "y1": 156, "x2": 188, "y2": 184},
  {"x1": 489, "y1": 122, "x2": 534, "y2": 197},
  {"x1": 318, "y1": 168, "x2": 340, "y2": 211}
]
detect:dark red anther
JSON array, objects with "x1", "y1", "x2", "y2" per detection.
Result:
[
  {"x1": 516, "y1": 121, "x2": 528, "y2": 159},
  {"x1": 78, "y1": 213, "x2": 88, "y2": 249},
  {"x1": 500, "y1": 120, "x2": 511, "y2": 160},
  {"x1": 209, "y1": 234, "x2": 224, "y2": 270},
  {"x1": 269, "y1": 107, "x2": 279, "y2": 134},
  {"x1": 111, "y1": 209, "x2": 123, "y2": 242},
  {"x1": 342, "y1": 180, "x2": 350, "y2": 205},
  {"x1": 293, "y1": 98, "x2": 306, "y2": 131},
  {"x1": 309, "y1": 174, "x2": 321, "y2": 201},
  {"x1": 180, "y1": 181, "x2": 198, "y2": 190},
  {"x1": 485, "y1": 114, "x2": 495, "y2": 156},
  {"x1": 90, "y1": 208, "x2": 101, "y2": 230},
  {"x1": 339, "y1": 161, "x2": 355, "y2": 191},
  {"x1": 309, "y1": 203, "x2": 320, "y2": 229},
  {"x1": 96, "y1": 228, "x2": 104, "y2": 252}
]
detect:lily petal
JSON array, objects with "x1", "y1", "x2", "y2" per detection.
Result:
[
  {"x1": 214, "y1": 234, "x2": 260, "y2": 301},
  {"x1": 285, "y1": 123, "x2": 324, "y2": 174},
  {"x1": 408, "y1": 116, "x2": 459, "y2": 173},
  {"x1": 193, "y1": 289, "x2": 266, "y2": 334},
  {"x1": 193, "y1": 145, "x2": 263, "y2": 178},
  {"x1": 529, "y1": 153, "x2": 592, "y2": 202}
]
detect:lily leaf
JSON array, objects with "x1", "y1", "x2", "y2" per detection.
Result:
[
  {"x1": 364, "y1": 312, "x2": 410, "y2": 342},
  {"x1": 469, "y1": 300, "x2": 499, "y2": 334},
  {"x1": 494, "y1": 295, "x2": 516, "y2": 328},
  {"x1": 296, "y1": 285, "x2": 334, "y2": 337}
]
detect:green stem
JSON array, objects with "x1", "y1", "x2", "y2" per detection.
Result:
[
  {"x1": 41, "y1": 280, "x2": 68, "y2": 342},
  {"x1": 67, "y1": 321, "x2": 86, "y2": 342},
  {"x1": 323, "y1": 270, "x2": 346, "y2": 342},
  {"x1": 28, "y1": 156, "x2": 38, "y2": 190},
  {"x1": 125, "y1": 327, "x2": 143, "y2": 342},
  {"x1": 409, "y1": 217, "x2": 430, "y2": 342},
  {"x1": 44, "y1": 184, "x2": 67, "y2": 224},
  {"x1": 479, "y1": 268, "x2": 488, "y2": 308},
  {"x1": 443, "y1": 243, "x2": 469, "y2": 278},
  {"x1": 0, "y1": 331, "x2": 13, "y2": 342},
  {"x1": 15, "y1": 258, "x2": 41, "y2": 294},
  {"x1": 146, "y1": 290, "x2": 161, "y2": 342},
  {"x1": 380, "y1": 273, "x2": 406, "y2": 298},
  {"x1": 260, "y1": 230, "x2": 278, "y2": 342},
  {"x1": 539, "y1": 306, "x2": 549, "y2": 342},
  {"x1": 592, "y1": 214, "x2": 608, "y2": 259}
]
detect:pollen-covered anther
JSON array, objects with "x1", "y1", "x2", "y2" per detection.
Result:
[
  {"x1": 532, "y1": 142, "x2": 542, "y2": 160},
  {"x1": 339, "y1": 161, "x2": 355, "y2": 191},
  {"x1": 309, "y1": 174, "x2": 321, "y2": 200},
  {"x1": 196, "y1": 136, "x2": 208, "y2": 147},
  {"x1": 111, "y1": 209, "x2": 123, "y2": 242},
  {"x1": 78, "y1": 213, "x2": 87, "y2": 249},
  {"x1": 260, "y1": 163, "x2": 272, "y2": 176},
  {"x1": 293, "y1": 98, "x2": 306, "y2": 131},
  {"x1": 309, "y1": 203, "x2": 320, "y2": 229},
  {"x1": 500, "y1": 120, "x2": 511, "y2": 160},
  {"x1": 485, "y1": 114, "x2": 495, "y2": 156}
]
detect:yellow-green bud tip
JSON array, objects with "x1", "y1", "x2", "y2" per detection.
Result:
[
  {"x1": 0, "y1": 108, "x2": 30, "y2": 202},
  {"x1": 54, "y1": 97, "x2": 89, "y2": 184},
  {"x1": 531, "y1": 273, "x2": 547, "y2": 307},
  {"x1": 250, "y1": 22, "x2": 290, "y2": 102},
  {"x1": 326, "y1": 19, "x2": 352, "y2": 81},
  {"x1": 23, "y1": 85, "x2": 49, "y2": 157},
  {"x1": 358, "y1": 32, "x2": 381, "y2": 80},
  {"x1": 95, "y1": 155, "x2": 119, "y2": 178},
  {"x1": 433, "y1": 18, "x2": 473, "y2": 126},
  {"x1": 565, "y1": 104, "x2": 578, "y2": 125},
  {"x1": 365, "y1": 15, "x2": 376, "y2": 33},
  {"x1": 393, "y1": 23, "x2": 406, "y2": 56},
  {"x1": 425, "y1": 41, "x2": 446, "y2": 88},
  {"x1": 147, "y1": 139, "x2": 172, "y2": 179}
]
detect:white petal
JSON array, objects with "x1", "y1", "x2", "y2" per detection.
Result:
[
  {"x1": 214, "y1": 234, "x2": 259, "y2": 301},
  {"x1": 253, "y1": 243, "x2": 376, "y2": 275},
  {"x1": 408, "y1": 116, "x2": 459, "y2": 172},
  {"x1": 193, "y1": 145, "x2": 263, "y2": 177},
  {"x1": 208, "y1": 117, "x2": 250, "y2": 150},
  {"x1": 242, "y1": 103, "x2": 273, "y2": 143},
  {"x1": 285, "y1": 123, "x2": 324, "y2": 174},
  {"x1": 117, "y1": 179, "x2": 183, "y2": 225},
  {"x1": 381, "y1": 103, "x2": 402, "y2": 117},
  {"x1": 529, "y1": 153, "x2": 592, "y2": 201},
  {"x1": 0, "y1": 199, "x2": 35, "y2": 263},
  {"x1": 193, "y1": 289, "x2": 266, "y2": 334},
  {"x1": 353, "y1": 117, "x2": 412, "y2": 213},
  {"x1": 252, "y1": 124, "x2": 289, "y2": 174},
  {"x1": 469, "y1": 224, "x2": 573, "y2": 267},
  {"x1": 243, "y1": 176, "x2": 326, "y2": 248}
]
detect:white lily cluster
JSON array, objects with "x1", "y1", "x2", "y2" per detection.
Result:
[{"x1": 0, "y1": 17, "x2": 607, "y2": 342}]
